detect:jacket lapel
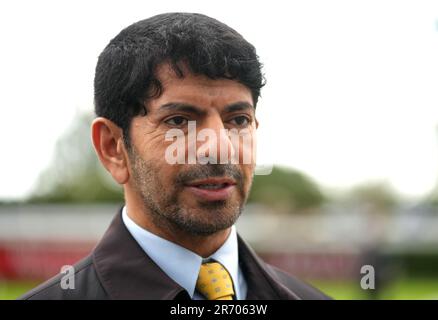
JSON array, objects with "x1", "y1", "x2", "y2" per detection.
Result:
[{"x1": 92, "y1": 208, "x2": 190, "y2": 300}]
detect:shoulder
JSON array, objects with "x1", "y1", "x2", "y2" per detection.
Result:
[
  {"x1": 18, "y1": 254, "x2": 108, "y2": 300},
  {"x1": 267, "y1": 264, "x2": 332, "y2": 300}
]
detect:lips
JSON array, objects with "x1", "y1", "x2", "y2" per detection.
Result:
[
  {"x1": 185, "y1": 178, "x2": 237, "y2": 201},
  {"x1": 194, "y1": 183, "x2": 228, "y2": 190}
]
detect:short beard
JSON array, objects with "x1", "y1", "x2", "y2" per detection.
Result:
[{"x1": 128, "y1": 146, "x2": 248, "y2": 236}]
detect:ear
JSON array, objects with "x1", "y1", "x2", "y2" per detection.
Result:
[{"x1": 91, "y1": 117, "x2": 129, "y2": 184}]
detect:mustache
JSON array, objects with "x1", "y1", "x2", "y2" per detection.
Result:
[{"x1": 175, "y1": 164, "x2": 243, "y2": 187}]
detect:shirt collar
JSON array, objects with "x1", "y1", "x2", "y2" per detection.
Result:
[{"x1": 122, "y1": 206, "x2": 241, "y2": 299}]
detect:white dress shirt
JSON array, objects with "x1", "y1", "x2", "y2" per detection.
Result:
[{"x1": 122, "y1": 206, "x2": 247, "y2": 300}]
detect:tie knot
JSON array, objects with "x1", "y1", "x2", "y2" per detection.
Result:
[{"x1": 196, "y1": 261, "x2": 235, "y2": 300}]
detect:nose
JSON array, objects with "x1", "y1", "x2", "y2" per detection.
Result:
[{"x1": 196, "y1": 115, "x2": 236, "y2": 164}]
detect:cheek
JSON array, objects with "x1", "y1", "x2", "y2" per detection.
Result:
[
  {"x1": 241, "y1": 164, "x2": 255, "y2": 188},
  {"x1": 234, "y1": 129, "x2": 256, "y2": 165},
  {"x1": 132, "y1": 122, "x2": 170, "y2": 158},
  {"x1": 157, "y1": 164, "x2": 182, "y2": 188}
]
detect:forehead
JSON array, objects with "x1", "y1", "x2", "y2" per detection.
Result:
[{"x1": 148, "y1": 63, "x2": 253, "y2": 112}]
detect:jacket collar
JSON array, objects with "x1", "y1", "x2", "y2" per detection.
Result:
[{"x1": 92, "y1": 207, "x2": 300, "y2": 300}]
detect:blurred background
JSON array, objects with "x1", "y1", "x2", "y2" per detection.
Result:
[{"x1": 2, "y1": 0, "x2": 438, "y2": 299}]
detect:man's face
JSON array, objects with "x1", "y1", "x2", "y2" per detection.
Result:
[{"x1": 127, "y1": 63, "x2": 257, "y2": 236}]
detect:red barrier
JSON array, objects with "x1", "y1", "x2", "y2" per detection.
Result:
[{"x1": 0, "y1": 240, "x2": 95, "y2": 281}]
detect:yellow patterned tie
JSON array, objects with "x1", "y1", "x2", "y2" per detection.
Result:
[{"x1": 196, "y1": 261, "x2": 235, "y2": 300}]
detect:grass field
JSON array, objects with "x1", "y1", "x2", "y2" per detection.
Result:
[
  {"x1": 0, "y1": 281, "x2": 40, "y2": 300},
  {"x1": 2, "y1": 278, "x2": 438, "y2": 300},
  {"x1": 309, "y1": 278, "x2": 438, "y2": 300}
]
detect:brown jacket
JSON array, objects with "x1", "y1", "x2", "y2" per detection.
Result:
[{"x1": 20, "y1": 208, "x2": 330, "y2": 300}]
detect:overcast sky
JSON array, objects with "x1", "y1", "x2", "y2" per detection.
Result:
[{"x1": 1, "y1": 0, "x2": 438, "y2": 200}]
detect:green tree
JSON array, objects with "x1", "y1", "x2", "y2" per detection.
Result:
[
  {"x1": 247, "y1": 166, "x2": 325, "y2": 213},
  {"x1": 28, "y1": 113, "x2": 123, "y2": 203},
  {"x1": 345, "y1": 182, "x2": 399, "y2": 213}
]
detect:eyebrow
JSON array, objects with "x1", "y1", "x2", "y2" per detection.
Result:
[
  {"x1": 158, "y1": 101, "x2": 254, "y2": 115},
  {"x1": 158, "y1": 103, "x2": 206, "y2": 116},
  {"x1": 223, "y1": 101, "x2": 254, "y2": 113}
]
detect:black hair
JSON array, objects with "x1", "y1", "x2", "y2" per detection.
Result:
[{"x1": 94, "y1": 12, "x2": 265, "y2": 145}]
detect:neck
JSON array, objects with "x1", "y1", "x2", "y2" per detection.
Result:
[{"x1": 124, "y1": 193, "x2": 231, "y2": 258}]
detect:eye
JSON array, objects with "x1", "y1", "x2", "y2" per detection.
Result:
[
  {"x1": 164, "y1": 116, "x2": 189, "y2": 126},
  {"x1": 230, "y1": 115, "x2": 250, "y2": 127}
]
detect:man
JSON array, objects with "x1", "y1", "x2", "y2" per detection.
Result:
[{"x1": 20, "y1": 12, "x2": 329, "y2": 300}]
